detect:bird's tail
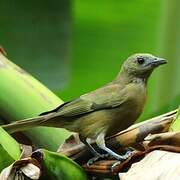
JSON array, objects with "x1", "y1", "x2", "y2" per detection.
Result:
[{"x1": 1, "y1": 115, "x2": 57, "y2": 133}]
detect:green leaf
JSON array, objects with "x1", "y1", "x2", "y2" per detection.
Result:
[
  {"x1": 0, "y1": 53, "x2": 71, "y2": 151},
  {"x1": 0, "y1": 146, "x2": 14, "y2": 172},
  {"x1": 0, "y1": 127, "x2": 21, "y2": 171},
  {"x1": 39, "y1": 149, "x2": 87, "y2": 180},
  {"x1": 171, "y1": 107, "x2": 180, "y2": 131}
]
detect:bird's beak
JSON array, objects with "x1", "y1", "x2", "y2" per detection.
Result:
[{"x1": 150, "y1": 58, "x2": 167, "y2": 67}]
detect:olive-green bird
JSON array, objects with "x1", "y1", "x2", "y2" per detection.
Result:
[{"x1": 2, "y1": 53, "x2": 167, "y2": 163}]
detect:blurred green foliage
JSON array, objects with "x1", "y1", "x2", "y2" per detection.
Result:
[{"x1": 0, "y1": 0, "x2": 71, "y2": 89}]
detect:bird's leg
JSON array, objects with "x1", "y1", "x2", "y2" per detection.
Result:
[
  {"x1": 96, "y1": 133, "x2": 132, "y2": 161},
  {"x1": 81, "y1": 134, "x2": 132, "y2": 165},
  {"x1": 81, "y1": 138, "x2": 101, "y2": 157},
  {"x1": 80, "y1": 137, "x2": 109, "y2": 165}
]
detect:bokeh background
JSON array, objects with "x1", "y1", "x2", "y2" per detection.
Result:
[{"x1": 0, "y1": 0, "x2": 179, "y2": 121}]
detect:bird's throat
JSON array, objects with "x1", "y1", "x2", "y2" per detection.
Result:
[{"x1": 115, "y1": 71, "x2": 147, "y2": 85}]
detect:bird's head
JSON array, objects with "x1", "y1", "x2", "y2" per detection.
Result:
[{"x1": 121, "y1": 53, "x2": 167, "y2": 80}]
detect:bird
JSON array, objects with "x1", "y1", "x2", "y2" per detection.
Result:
[{"x1": 2, "y1": 53, "x2": 167, "y2": 164}]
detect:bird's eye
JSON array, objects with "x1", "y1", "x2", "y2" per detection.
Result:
[{"x1": 137, "y1": 57, "x2": 145, "y2": 64}]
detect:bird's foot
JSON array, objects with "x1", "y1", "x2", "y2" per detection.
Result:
[
  {"x1": 87, "y1": 148, "x2": 134, "y2": 167},
  {"x1": 111, "y1": 149, "x2": 134, "y2": 170},
  {"x1": 87, "y1": 153, "x2": 110, "y2": 166},
  {"x1": 113, "y1": 149, "x2": 133, "y2": 161},
  {"x1": 121, "y1": 149, "x2": 133, "y2": 159}
]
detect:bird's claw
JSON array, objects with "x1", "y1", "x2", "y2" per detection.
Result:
[
  {"x1": 111, "y1": 150, "x2": 134, "y2": 171},
  {"x1": 121, "y1": 150, "x2": 133, "y2": 159},
  {"x1": 87, "y1": 153, "x2": 110, "y2": 166},
  {"x1": 87, "y1": 149, "x2": 134, "y2": 167}
]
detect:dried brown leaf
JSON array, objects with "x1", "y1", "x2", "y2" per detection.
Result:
[
  {"x1": 119, "y1": 150, "x2": 180, "y2": 180},
  {"x1": 0, "y1": 158, "x2": 40, "y2": 180},
  {"x1": 144, "y1": 131, "x2": 180, "y2": 147}
]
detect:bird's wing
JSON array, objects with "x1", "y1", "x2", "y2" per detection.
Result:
[{"x1": 41, "y1": 83, "x2": 127, "y2": 117}]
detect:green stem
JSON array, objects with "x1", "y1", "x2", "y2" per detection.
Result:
[{"x1": 0, "y1": 52, "x2": 71, "y2": 151}]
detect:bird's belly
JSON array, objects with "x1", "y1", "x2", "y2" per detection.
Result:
[
  {"x1": 106, "y1": 97, "x2": 145, "y2": 136},
  {"x1": 106, "y1": 107, "x2": 139, "y2": 136},
  {"x1": 76, "y1": 110, "x2": 110, "y2": 140}
]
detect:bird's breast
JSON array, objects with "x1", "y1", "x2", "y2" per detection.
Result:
[{"x1": 106, "y1": 83, "x2": 147, "y2": 136}]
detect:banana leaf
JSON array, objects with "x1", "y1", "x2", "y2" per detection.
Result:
[
  {"x1": 0, "y1": 49, "x2": 71, "y2": 151},
  {"x1": 0, "y1": 127, "x2": 21, "y2": 171},
  {"x1": 33, "y1": 149, "x2": 87, "y2": 180}
]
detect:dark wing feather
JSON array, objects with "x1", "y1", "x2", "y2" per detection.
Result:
[{"x1": 39, "y1": 101, "x2": 70, "y2": 116}]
